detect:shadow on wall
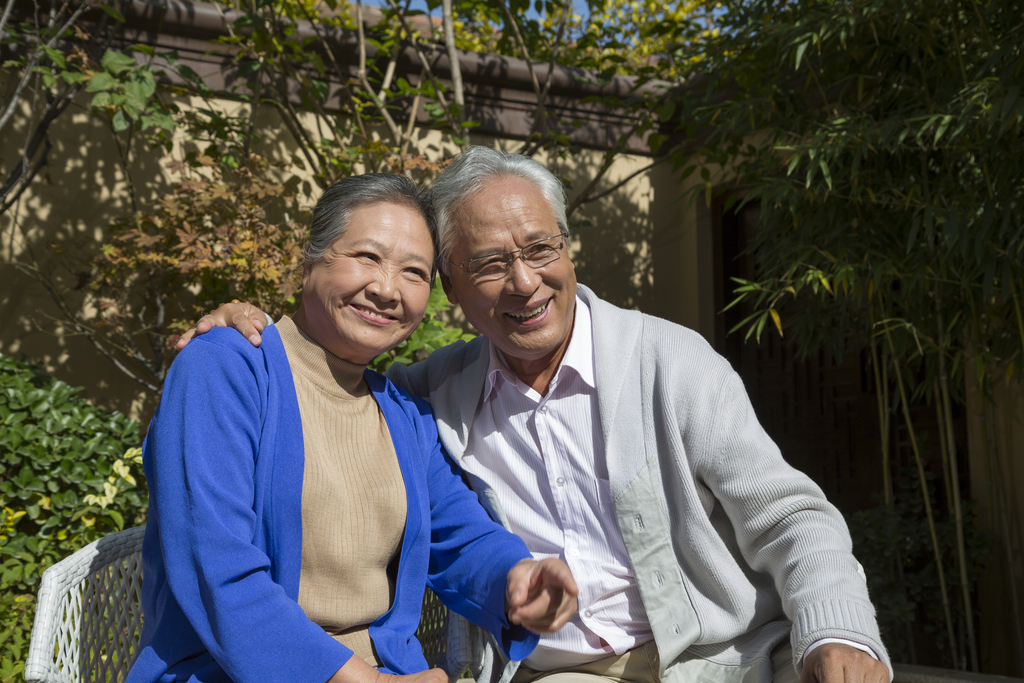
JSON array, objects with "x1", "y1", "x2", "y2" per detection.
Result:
[
  {"x1": 2, "y1": 102, "x2": 174, "y2": 422},
  {"x1": 561, "y1": 168, "x2": 656, "y2": 315},
  {"x1": 0, "y1": 95, "x2": 303, "y2": 423}
]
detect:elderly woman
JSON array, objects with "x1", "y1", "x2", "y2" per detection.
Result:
[{"x1": 127, "y1": 174, "x2": 577, "y2": 683}]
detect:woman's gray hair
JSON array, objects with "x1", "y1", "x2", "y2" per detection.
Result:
[
  {"x1": 305, "y1": 173, "x2": 436, "y2": 278},
  {"x1": 430, "y1": 146, "x2": 569, "y2": 275}
]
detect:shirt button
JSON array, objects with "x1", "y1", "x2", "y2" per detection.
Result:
[
  {"x1": 584, "y1": 609, "x2": 593, "y2": 618},
  {"x1": 571, "y1": 548, "x2": 580, "y2": 558},
  {"x1": 556, "y1": 477, "x2": 565, "y2": 487},
  {"x1": 539, "y1": 405, "x2": 548, "y2": 413}
]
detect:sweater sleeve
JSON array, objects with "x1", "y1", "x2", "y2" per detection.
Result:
[
  {"x1": 414, "y1": 400, "x2": 540, "y2": 662},
  {"x1": 695, "y1": 369, "x2": 889, "y2": 673},
  {"x1": 145, "y1": 334, "x2": 349, "y2": 683}
]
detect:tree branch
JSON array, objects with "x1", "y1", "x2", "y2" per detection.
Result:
[
  {"x1": 400, "y1": 67, "x2": 426, "y2": 157},
  {"x1": 295, "y1": 1, "x2": 376, "y2": 166},
  {"x1": 519, "y1": 4, "x2": 572, "y2": 156},
  {"x1": 11, "y1": 261, "x2": 164, "y2": 394},
  {"x1": 440, "y1": 0, "x2": 464, "y2": 109},
  {"x1": 355, "y1": 0, "x2": 404, "y2": 147},
  {"x1": 0, "y1": 135, "x2": 51, "y2": 216},
  {"x1": 385, "y1": 0, "x2": 465, "y2": 145},
  {"x1": 0, "y1": 0, "x2": 17, "y2": 41},
  {"x1": 0, "y1": 0, "x2": 92, "y2": 133},
  {"x1": 1, "y1": 80, "x2": 82, "y2": 213},
  {"x1": 567, "y1": 121, "x2": 653, "y2": 217},
  {"x1": 575, "y1": 156, "x2": 669, "y2": 207}
]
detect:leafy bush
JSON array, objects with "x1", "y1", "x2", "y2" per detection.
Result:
[{"x1": 0, "y1": 354, "x2": 145, "y2": 683}]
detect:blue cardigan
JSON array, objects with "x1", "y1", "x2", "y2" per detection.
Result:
[{"x1": 127, "y1": 327, "x2": 538, "y2": 683}]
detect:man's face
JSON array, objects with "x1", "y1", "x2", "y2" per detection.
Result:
[{"x1": 442, "y1": 176, "x2": 577, "y2": 381}]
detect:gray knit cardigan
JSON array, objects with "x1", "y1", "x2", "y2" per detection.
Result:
[{"x1": 387, "y1": 284, "x2": 890, "y2": 683}]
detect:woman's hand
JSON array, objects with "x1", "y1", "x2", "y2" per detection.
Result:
[
  {"x1": 327, "y1": 655, "x2": 447, "y2": 683},
  {"x1": 175, "y1": 301, "x2": 269, "y2": 350},
  {"x1": 505, "y1": 558, "x2": 579, "y2": 634}
]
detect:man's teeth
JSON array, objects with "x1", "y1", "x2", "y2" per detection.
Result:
[{"x1": 509, "y1": 302, "x2": 548, "y2": 320}]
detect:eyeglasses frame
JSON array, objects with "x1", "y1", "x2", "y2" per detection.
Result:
[{"x1": 450, "y1": 231, "x2": 569, "y2": 280}]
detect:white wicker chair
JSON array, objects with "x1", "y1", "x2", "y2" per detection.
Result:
[
  {"x1": 24, "y1": 525, "x2": 146, "y2": 683},
  {"x1": 25, "y1": 525, "x2": 473, "y2": 683}
]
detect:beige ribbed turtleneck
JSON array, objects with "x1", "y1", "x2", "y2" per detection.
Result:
[{"x1": 276, "y1": 316, "x2": 407, "y2": 667}]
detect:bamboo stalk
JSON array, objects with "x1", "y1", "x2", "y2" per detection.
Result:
[
  {"x1": 870, "y1": 326, "x2": 892, "y2": 506},
  {"x1": 917, "y1": 150, "x2": 976, "y2": 669},
  {"x1": 938, "y1": 361, "x2": 978, "y2": 670},
  {"x1": 870, "y1": 320, "x2": 916, "y2": 659},
  {"x1": 934, "y1": 382, "x2": 953, "y2": 517},
  {"x1": 884, "y1": 324, "x2": 959, "y2": 669},
  {"x1": 870, "y1": 302, "x2": 892, "y2": 505},
  {"x1": 933, "y1": 382, "x2": 965, "y2": 669}
]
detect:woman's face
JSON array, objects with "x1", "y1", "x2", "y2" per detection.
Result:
[{"x1": 297, "y1": 201, "x2": 435, "y2": 365}]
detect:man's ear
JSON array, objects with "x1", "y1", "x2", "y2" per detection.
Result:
[
  {"x1": 301, "y1": 245, "x2": 313, "y2": 284},
  {"x1": 441, "y1": 272, "x2": 458, "y2": 305}
]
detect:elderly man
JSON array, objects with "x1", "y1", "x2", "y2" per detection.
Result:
[{"x1": 187, "y1": 147, "x2": 890, "y2": 683}]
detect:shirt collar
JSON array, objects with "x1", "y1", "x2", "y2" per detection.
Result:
[{"x1": 483, "y1": 295, "x2": 595, "y2": 401}]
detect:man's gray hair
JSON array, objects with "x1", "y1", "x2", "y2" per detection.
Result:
[
  {"x1": 430, "y1": 146, "x2": 569, "y2": 275},
  {"x1": 306, "y1": 173, "x2": 436, "y2": 278}
]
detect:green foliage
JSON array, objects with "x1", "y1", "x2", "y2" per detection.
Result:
[
  {"x1": 0, "y1": 589, "x2": 31, "y2": 683},
  {"x1": 91, "y1": 153, "x2": 307, "y2": 355},
  {"x1": 671, "y1": 0, "x2": 1023, "y2": 668},
  {"x1": 370, "y1": 280, "x2": 476, "y2": 373},
  {"x1": 3, "y1": 0, "x2": 697, "y2": 396},
  {"x1": 0, "y1": 355, "x2": 145, "y2": 682},
  {"x1": 676, "y1": 0, "x2": 1024, "y2": 373},
  {"x1": 86, "y1": 48, "x2": 176, "y2": 134}
]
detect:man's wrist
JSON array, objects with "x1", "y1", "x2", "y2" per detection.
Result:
[{"x1": 803, "y1": 638, "x2": 878, "y2": 662}]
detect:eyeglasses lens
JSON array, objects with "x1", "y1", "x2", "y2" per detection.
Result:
[{"x1": 464, "y1": 235, "x2": 564, "y2": 281}]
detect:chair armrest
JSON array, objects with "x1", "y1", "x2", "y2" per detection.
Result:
[{"x1": 25, "y1": 526, "x2": 146, "y2": 683}]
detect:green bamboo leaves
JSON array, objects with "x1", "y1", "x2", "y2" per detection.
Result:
[{"x1": 674, "y1": 0, "x2": 1024, "y2": 668}]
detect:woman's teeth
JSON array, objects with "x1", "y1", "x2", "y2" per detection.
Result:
[{"x1": 357, "y1": 306, "x2": 392, "y2": 320}]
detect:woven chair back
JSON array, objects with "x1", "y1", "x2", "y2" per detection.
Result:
[{"x1": 25, "y1": 526, "x2": 455, "y2": 683}]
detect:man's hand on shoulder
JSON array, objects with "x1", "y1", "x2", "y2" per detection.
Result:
[
  {"x1": 175, "y1": 301, "x2": 268, "y2": 350},
  {"x1": 801, "y1": 643, "x2": 889, "y2": 683}
]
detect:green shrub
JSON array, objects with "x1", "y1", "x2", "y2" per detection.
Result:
[{"x1": 0, "y1": 354, "x2": 145, "y2": 683}]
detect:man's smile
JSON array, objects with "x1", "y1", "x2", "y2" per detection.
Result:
[{"x1": 507, "y1": 301, "x2": 550, "y2": 321}]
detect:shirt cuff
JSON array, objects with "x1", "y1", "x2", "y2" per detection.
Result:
[
  {"x1": 265, "y1": 312, "x2": 275, "y2": 326},
  {"x1": 803, "y1": 638, "x2": 878, "y2": 662}
]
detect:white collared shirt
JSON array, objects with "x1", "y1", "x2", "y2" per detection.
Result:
[
  {"x1": 459, "y1": 297, "x2": 878, "y2": 670},
  {"x1": 460, "y1": 297, "x2": 652, "y2": 669}
]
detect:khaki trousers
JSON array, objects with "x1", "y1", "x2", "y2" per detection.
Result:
[{"x1": 511, "y1": 640, "x2": 798, "y2": 683}]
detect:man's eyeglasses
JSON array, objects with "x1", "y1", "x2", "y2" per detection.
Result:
[{"x1": 451, "y1": 233, "x2": 567, "y2": 282}]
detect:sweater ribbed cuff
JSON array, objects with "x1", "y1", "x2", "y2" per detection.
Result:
[{"x1": 792, "y1": 599, "x2": 892, "y2": 677}]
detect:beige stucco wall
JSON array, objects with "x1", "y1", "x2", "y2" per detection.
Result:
[{"x1": 1, "y1": 87, "x2": 703, "y2": 423}]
